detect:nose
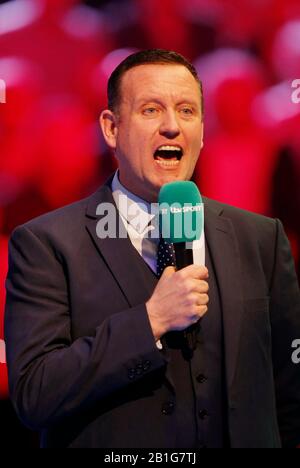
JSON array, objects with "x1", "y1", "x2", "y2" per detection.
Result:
[{"x1": 159, "y1": 110, "x2": 181, "y2": 138}]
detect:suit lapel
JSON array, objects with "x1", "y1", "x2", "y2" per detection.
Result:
[
  {"x1": 203, "y1": 198, "x2": 244, "y2": 393},
  {"x1": 85, "y1": 180, "x2": 157, "y2": 307}
]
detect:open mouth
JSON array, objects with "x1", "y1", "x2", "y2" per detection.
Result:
[{"x1": 154, "y1": 145, "x2": 183, "y2": 167}]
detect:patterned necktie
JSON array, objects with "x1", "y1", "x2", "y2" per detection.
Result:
[
  {"x1": 156, "y1": 236, "x2": 198, "y2": 354},
  {"x1": 156, "y1": 237, "x2": 176, "y2": 278}
]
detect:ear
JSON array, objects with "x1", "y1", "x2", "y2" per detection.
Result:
[
  {"x1": 200, "y1": 122, "x2": 204, "y2": 150},
  {"x1": 99, "y1": 110, "x2": 118, "y2": 150}
]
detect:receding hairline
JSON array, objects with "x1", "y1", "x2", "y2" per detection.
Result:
[
  {"x1": 114, "y1": 62, "x2": 203, "y2": 111},
  {"x1": 121, "y1": 61, "x2": 201, "y2": 80}
]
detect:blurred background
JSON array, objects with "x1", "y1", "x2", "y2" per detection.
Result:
[{"x1": 0, "y1": 0, "x2": 300, "y2": 447}]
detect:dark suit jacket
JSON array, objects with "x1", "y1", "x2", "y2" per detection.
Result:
[{"x1": 4, "y1": 177, "x2": 300, "y2": 448}]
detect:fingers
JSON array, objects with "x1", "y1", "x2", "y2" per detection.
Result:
[
  {"x1": 155, "y1": 264, "x2": 210, "y2": 332},
  {"x1": 185, "y1": 292, "x2": 209, "y2": 312},
  {"x1": 190, "y1": 279, "x2": 209, "y2": 294},
  {"x1": 196, "y1": 305, "x2": 208, "y2": 318},
  {"x1": 160, "y1": 265, "x2": 209, "y2": 282},
  {"x1": 191, "y1": 304, "x2": 209, "y2": 324},
  {"x1": 197, "y1": 293, "x2": 209, "y2": 306},
  {"x1": 173, "y1": 276, "x2": 209, "y2": 296},
  {"x1": 177, "y1": 265, "x2": 209, "y2": 280},
  {"x1": 160, "y1": 266, "x2": 176, "y2": 278}
]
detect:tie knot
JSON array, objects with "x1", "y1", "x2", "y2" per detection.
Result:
[{"x1": 156, "y1": 237, "x2": 176, "y2": 277}]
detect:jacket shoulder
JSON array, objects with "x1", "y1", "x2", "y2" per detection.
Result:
[
  {"x1": 9, "y1": 194, "x2": 94, "y2": 245},
  {"x1": 203, "y1": 196, "x2": 277, "y2": 231},
  {"x1": 203, "y1": 197, "x2": 280, "y2": 282}
]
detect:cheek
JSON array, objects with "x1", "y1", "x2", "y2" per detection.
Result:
[
  {"x1": 116, "y1": 127, "x2": 135, "y2": 155},
  {"x1": 116, "y1": 133, "x2": 148, "y2": 170},
  {"x1": 190, "y1": 128, "x2": 203, "y2": 153},
  {"x1": 119, "y1": 119, "x2": 153, "y2": 151},
  {"x1": 186, "y1": 140, "x2": 202, "y2": 169}
]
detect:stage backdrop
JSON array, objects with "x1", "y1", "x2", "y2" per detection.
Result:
[{"x1": 0, "y1": 0, "x2": 300, "y2": 446}]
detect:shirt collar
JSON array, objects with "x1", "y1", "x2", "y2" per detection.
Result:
[{"x1": 111, "y1": 170, "x2": 158, "y2": 235}]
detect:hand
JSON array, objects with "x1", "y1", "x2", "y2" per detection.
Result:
[{"x1": 146, "y1": 265, "x2": 209, "y2": 341}]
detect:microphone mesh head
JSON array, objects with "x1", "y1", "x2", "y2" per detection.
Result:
[{"x1": 158, "y1": 181, "x2": 204, "y2": 244}]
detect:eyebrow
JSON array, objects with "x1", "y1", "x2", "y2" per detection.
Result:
[{"x1": 136, "y1": 97, "x2": 200, "y2": 107}]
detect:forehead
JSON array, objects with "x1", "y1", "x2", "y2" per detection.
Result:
[{"x1": 120, "y1": 64, "x2": 201, "y2": 104}]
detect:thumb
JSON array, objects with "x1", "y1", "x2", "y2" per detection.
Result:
[{"x1": 160, "y1": 266, "x2": 176, "y2": 279}]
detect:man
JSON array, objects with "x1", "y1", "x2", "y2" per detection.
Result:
[{"x1": 5, "y1": 50, "x2": 300, "y2": 448}]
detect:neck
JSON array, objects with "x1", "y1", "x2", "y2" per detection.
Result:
[{"x1": 117, "y1": 173, "x2": 158, "y2": 204}]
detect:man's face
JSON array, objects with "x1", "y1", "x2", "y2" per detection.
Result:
[{"x1": 100, "y1": 64, "x2": 204, "y2": 202}]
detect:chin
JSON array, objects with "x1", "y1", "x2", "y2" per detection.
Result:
[
  {"x1": 161, "y1": 174, "x2": 185, "y2": 185},
  {"x1": 147, "y1": 173, "x2": 187, "y2": 200}
]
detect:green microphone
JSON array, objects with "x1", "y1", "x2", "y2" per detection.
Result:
[
  {"x1": 158, "y1": 181, "x2": 204, "y2": 353},
  {"x1": 158, "y1": 180, "x2": 204, "y2": 270}
]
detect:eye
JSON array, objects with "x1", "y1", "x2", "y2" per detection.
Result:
[
  {"x1": 142, "y1": 107, "x2": 159, "y2": 115},
  {"x1": 180, "y1": 107, "x2": 194, "y2": 115}
]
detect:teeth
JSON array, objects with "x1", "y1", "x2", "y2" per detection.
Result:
[
  {"x1": 155, "y1": 159, "x2": 180, "y2": 166},
  {"x1": 157, "y1": 145, "x2": 182, "y2": 152}
]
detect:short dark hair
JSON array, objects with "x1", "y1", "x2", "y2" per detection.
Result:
[{"x1": 107, "y1": 49, "x2": 204, "y2": 114}]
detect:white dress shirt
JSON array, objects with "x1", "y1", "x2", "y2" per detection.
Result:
[{"x1": 111, "y1": 170, "x2": 205, "y2": 275}]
